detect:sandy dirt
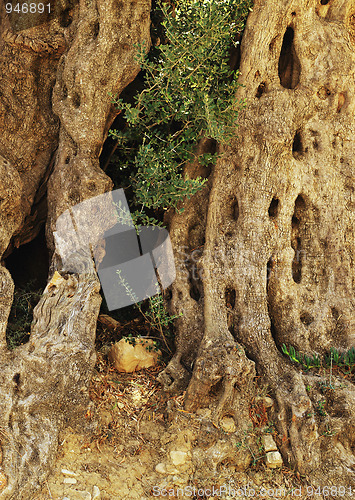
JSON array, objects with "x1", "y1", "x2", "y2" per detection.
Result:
[{"x1": 33, "y1": 352, "x2": 323, "y2": 500}]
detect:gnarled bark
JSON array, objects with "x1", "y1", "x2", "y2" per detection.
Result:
[
  {"x1": 159, "y1": 0, "x2": 355, "y2": 482},
  {"x1": 0, "y1": 0, "x2": 151, "y2": 496}
]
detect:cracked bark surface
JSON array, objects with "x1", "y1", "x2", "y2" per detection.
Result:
[
  {"x1": 159, "y1": 0, "x2": 355, "y2": 482},
  {"x1": 0, "y1": 0, "x2": 151, "y2": 497}
]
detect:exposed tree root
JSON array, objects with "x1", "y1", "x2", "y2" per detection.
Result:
[{"x1": 184, "y1": 330, "x2": 255, "y2": 421}]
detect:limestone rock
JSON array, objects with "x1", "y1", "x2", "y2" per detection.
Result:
[
  {"x1": 61, "y1": 468, "x2": 78, "y2": 476},
  {"x1": 265, "y1": 451, "x2": 283, "y2": 469},
  {"x1": 262, "y1": 434, "x2": 278, "y2": 452},
  {"x1": 155, "y1": 462, "x2": 167, "y2": 474},
  {"x1": 77, "y1": 492, "x2": 92, "y2": 500},
  {"x1": 263, "y1": 397, "x2": 274, "y2": 408},
  {"x1": 170, "y1": 450, "x2": 188, "y2": 466},
  {"x1": 255, "y1": 396, "x2": 274, "y2": 408},
  {"x1": 63, "y1": 476, "x2": 77, "y2": 484},
  {"x1": 108, "y1": 338, "x2": 161, "y2": 373},
  {"x1": 92, "y1": 485, "x2": 101, "y2": 499},
  {"x1": 220, "y1": 416, "x2": 236, "y2": 433}
]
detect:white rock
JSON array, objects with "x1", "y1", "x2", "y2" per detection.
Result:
[
  {"x1": 170, "y1": 450, "x2": 188, "y2": 466},
  {"x1": 61, "y1": 468, "x2": 77, "y2": 476},
  {"x1": 263, "y1": 396, "x2": 274, "y2": 407},
  {"x1": 262, "y1": 434, "x2": 278, "y2": 452},
  {"x1": 63, "y1": 477, "x2": 77, "y2": 484},
  {"x1": 220, "y1": 416, "x2": 236, "y2": 433},
  {"x1": 155, "y1": 463, "x2": 167, "y2": 474},
  {"x1": 265, "y1": 451, "x2": 283, "y2": 468},
  {"x1": 92, "y1": 486, "x2": 101, "y2": 499},
  {"x1": 108, "y1": 338, "x2": 161, "y2": 373},
  {"x1": 255, "y1": 396, "x2": 274, "y2": 407},
  {"x1": 78, "y1": 492, "x2": 91, "y2": 500}
]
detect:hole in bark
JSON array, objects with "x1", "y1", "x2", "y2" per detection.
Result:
[
  {"x1": 317, "y1": 87, "x2": 331, "y2": 99},
  {"x1": 65, "y1": 156, "x2": 70, "y2": 164},
  {"x1": 256, "y1": 82, "x2": 266, "y2": 98},
  {"x1": 62, "y1": 85, "x2": 68, "y2": 99},
  {"x1": 268, "y1": 197, "x2": 280, "y2": 218},
  {"x1": 13, "y1": 373, "x2": 20, "y2": 385},
  {"x1": 300, "y1": 312, "x2": 314, "y2": 326},
  {"x1": 5, "y1": 227, "x2": 49, "y2": 290},
  {"x1": 209, "y1": 378, "x2": 224, "y2": 398},
  {"x1": 60, "y1": 8, "x2": 73, "y2": 27},
  {"x1": 92, "y1": 21, "x2": 100, "y2": 39},
  {"x1": 278, "y1": 27, "x2": 301, "y2": 89},
  {"x1": 320, "y1": 0, "x2": 330, "y2": 4},
  {"x1": 231, "y1": 199, "x2": 239, "y2": 221},
  {"x1": 165, "y1": 288, "x2": 172, "y2": 301},
  {"x1": 331, "y1": 307, "x2": 340, "y2": 320},
  {"x1": 5, "y1": 228, "x2": 48, "y2": 348},
  {"x1": 292, "y1": 130, "x2": 303, "y2": 158},
  {"x1": 295, "y1": 194, "x2": 306, "y2": 210},
  {"x1": 225, "y1": 288, "x2": 236, "y2": 309},
  {"x1": 291, "y1": 195, "x2": 305, "y2": 283},
  {"x1": 189, "y1": 283, "x2": 200, "y2": 301},
  {"x1": 72, "y1": 93, "x2": 81, "y2": 108}
]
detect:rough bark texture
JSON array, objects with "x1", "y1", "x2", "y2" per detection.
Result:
[
  {"x1": 159, "y1": 0, "x2": 355, "y2": 484},
  {"x1": 0, "y1": 0, "x2": 151, "y2": 497}
]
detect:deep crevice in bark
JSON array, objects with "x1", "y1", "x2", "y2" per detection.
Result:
[
  {"x1": 278, "y1": 27, "x2": 301, "y2": 89},
  {"x1": 292, "y1": 130, "x2": 303, "y2": 158},
  {"x1": 255, "y1": 81, "x2": 266, "y2": 98},
  {"x1": 4, "y1": 226, "x2": 49, "y2": 290},
  {"x1": 268, "y1": 197, "x2": 280, "y2": 218},
  {"x1": 291, "y1": 195, "x2": 306, "y2": 284}
]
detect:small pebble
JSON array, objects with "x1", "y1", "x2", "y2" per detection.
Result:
[
  {"x1": 61, "y1": 468, "x2": 77, "y2": 476},
  {"x1": 63, "y1": 477, "x2": 77, "y2": 484},
  {"x1": 92, "y1": 485, "x2": 101, "y2": 499},
  {"x1": 155, "y1": 462, "x2": 167, "y2": 474},
  {"x1": 78, "y1": 492, "x2": 91, "y2": 500}
]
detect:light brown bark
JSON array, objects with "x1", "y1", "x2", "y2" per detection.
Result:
[
  {"x1": 159, "y1": 0, "x2": 355, "y2": 482},
  {"x1": 0, "y1": 0, "x2": 151, "y2": 496}
]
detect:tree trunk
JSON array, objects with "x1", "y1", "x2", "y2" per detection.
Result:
[
  {"x1": 159, "y1": 0, "x2": 355, "y2": 483},
  {"x1": 0, "y1": 0, "x2": 151, "y2": 497}
]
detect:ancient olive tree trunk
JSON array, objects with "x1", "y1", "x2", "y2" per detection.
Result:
[
  {"x1": 159, "y1": 0, "x2": 355, "y2": 483},
  {"x1": 0, "y1": 0, "x2": 151, "y2": 497}
]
